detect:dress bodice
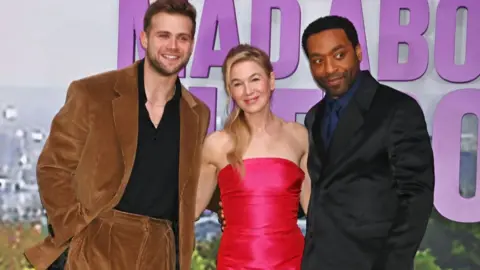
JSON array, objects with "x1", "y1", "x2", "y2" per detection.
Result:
[
  {"x1": 218, "y1": 157, "x2": 304, "y2": 233},
  {"x1": 217, "y1": 157, "x2": 305, "y2": 269}
]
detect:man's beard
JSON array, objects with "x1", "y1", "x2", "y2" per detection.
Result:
[
  {"x1": 147, "y1": 50, "x2": 191, "y2": 76},
  {"x1": 314, "y1": 71, "x2": 347, "y2": 91},
  {"x1": 314, "y1": 77, "x2": 331, "y2": 92},
  {"x1": 314, "y1": 70, "x2": 356, "y2": 94}
]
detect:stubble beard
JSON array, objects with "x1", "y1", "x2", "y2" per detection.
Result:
[{"x1": 147, "y1": 50, "x2": 191, "y2": 77}]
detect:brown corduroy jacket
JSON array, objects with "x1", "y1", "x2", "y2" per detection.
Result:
[{"x1": 24, "y1": 61, "x2": 210, "y2": 270}]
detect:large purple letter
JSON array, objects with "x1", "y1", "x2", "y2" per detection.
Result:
[
  {"x1": 433, "y1": 89, "x2": 480, "y2": 223},
  {"x1": 435, "y1": 0, "x2": 480, "y2": 83},
  {"x1": 189, "y1": 87, "x2": 217, "y2": 133},
  {"x1": 190, "y1": 0, "x2": 240, "y2": 78},
  {"x1": 250, "y1": 0, "x2": 301, "y2": 79},
  {"x1": 117, "y1": 0, "x2": 148, "y2": 69},
  {"x1": 271, "y1": 89, "x2": 323, "y2": 122},
  {"x1": 330, "y1": 0, "x2": 370, "y2": 71},
  {"x1": 378, "y1": 0, "x2": 429, "y2": 81}
]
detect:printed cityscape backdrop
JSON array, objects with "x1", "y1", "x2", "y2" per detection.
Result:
[{"x1": 0, "y1": 88, "x2": 478, "y2": 269}]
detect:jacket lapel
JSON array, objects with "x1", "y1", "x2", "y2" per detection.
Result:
[
  {"x1": 312, "y1": 102, "x2": 328, "y2": 162},
  {"x1": 178, "y1": 88, "x2": 199, "y2": 201},
  {"x1": 305, "y1": 101, "x2": 326, "y2": 184},
  {"x1": 111, "y1": 62, "x2": 139, "y2": 194},
  {"x1": 322, "y1": 71, "x2": 379, "y2": 177},
  {"x1": 326, "y1": 99, "x2": 364, "y2": 164},
  {"x1": 178, "y1": 87, "x2": 200, "y2": 267},
  {"x1": 112, "y1": 68, "x2": 201, "y2": 203}
]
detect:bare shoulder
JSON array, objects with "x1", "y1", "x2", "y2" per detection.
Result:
[
  {"x1": 283, "y1": 121, "x2": 309, "y2": 156},
  {"x1": 203, "y1": 130, "x2": 233, "y2": 160},
  {"x1": 204, "y1": 130, "x2": 231, "y2": 147},
  {"x1": 284, "y1": 121, "x2": 308, "y2": 142}
]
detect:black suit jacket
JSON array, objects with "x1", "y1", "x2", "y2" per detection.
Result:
[{"x1": 301, "y1": 71, "x2": 434, "y2": 270}]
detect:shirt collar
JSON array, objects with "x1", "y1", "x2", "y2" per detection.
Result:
[{"x1": 138, "y1": 58, "x2": 182, "y2": 103}]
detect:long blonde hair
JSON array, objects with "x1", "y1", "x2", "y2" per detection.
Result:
[{"x1": 221, "y1": 44, "x2": 274, "y2": 174}]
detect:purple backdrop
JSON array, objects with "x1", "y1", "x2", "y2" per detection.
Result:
[{"x1": 117, "y1": 0, "x2": 480, "y2": 223}]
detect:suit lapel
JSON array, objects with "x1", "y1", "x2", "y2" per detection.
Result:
[
  {"x1": 327, "y1": 99, "x2": 364, "y2": 164},
  {"x1": 313, "y1": 103, "x2": 328, "y2": 159},
  {"x1": 178, "y1": 89, "x2": 199, "y2": 202},
  {"x1": 323, "y1": 71, "x2": 379, "y2": 176},
  {"x1": 305, "y1": 101, "x2": 326, "y2": 183},
  {"x1": 177, "y1": 88, "x2": 200, "y2": 267},
  {"x1": 112, "y1": 62, "x2": 139, "y2": 191}
]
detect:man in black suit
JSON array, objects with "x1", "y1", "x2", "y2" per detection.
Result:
[{"x1": 300, "y1": 16, "x2": 434, "y2": 270}]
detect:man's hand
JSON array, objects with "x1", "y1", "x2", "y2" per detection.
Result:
[{"x1": 217, "y1": 201, "x2": 226, "y2": 231}]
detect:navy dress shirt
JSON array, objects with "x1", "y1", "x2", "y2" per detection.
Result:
[{"x1": 321, "y1": 72, "x2": 363, "y2": 147}]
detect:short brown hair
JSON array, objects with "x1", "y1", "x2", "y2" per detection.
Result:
[{"x1": 143, "y1": 0, "x2": 197, "y2": 36}]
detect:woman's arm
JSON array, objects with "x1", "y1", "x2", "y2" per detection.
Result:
[
  {"x1": 195, "y1": 132, "x2": 223, "y2": 219},
  {"x1": 295, "y1": 123, "x2": 311, "y2": 214},
  {"x1": 299, "y1": 149, "x2": 311, "y2": 214}
]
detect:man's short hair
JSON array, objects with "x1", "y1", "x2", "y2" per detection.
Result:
[
  {"x1": 143, "y1": 0, "x2": 197, "y2": 36},
  {"x1": 301, "y1": 15, "x2": 359, "y2": 57}
]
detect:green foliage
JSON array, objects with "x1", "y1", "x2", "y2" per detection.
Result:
[
  {"x1": 191, "y1": 237, "x2": 220, "y2": 270},
  {"x1": 0, "y1": 223, "x2": 41, "y2": 270},
  {"x1": 3, "y1": 213, "x2": 480, "y2": 270},
  {"x1": 191, "y1": 250, "x2": 210, "y2": 270},
  {"x1": 415, "y1": 249, "x2": 442, "y2": 270},
  {"x1": 420, "y1": 209, "x2": 480, "y2": 270}
]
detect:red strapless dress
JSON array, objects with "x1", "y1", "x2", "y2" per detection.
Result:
[{"x1": 217, "y1": 157, "x2": 305, "y2": 269}]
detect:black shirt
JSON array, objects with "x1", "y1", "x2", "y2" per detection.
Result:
[{"x1": 115, "y1": 59, "x2": 181, "y2": 221}]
